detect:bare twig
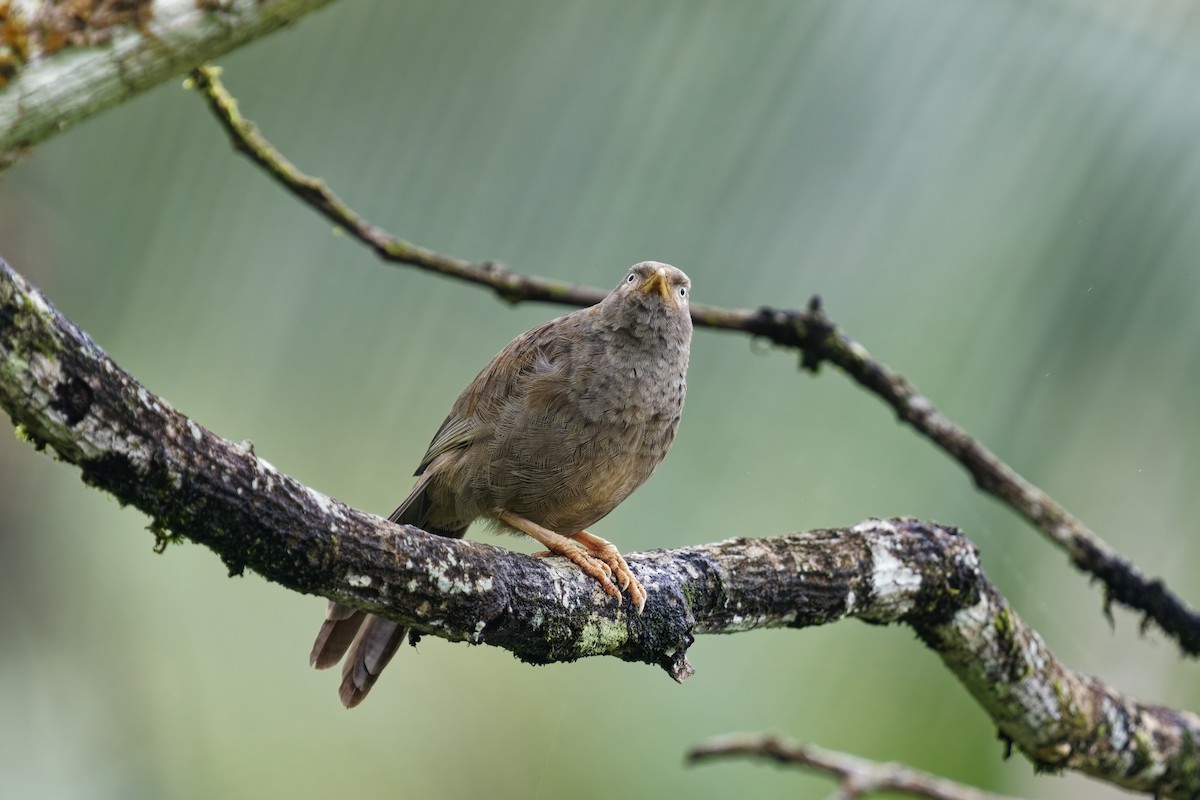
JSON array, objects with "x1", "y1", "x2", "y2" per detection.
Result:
[
  {"x1": 689, "y1": 734, "x2": 1023, "y2": 800},
  {"x1": 187, "y1": 64, "x2": 1200, "y2": 658},
  {"x1": 2, "y1": 256, "x2": 1199, "y2": 798}
]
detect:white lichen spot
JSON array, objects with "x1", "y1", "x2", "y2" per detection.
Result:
[
  {"x1": 257, "y1": 458, "x2": 278, "y2": 474},
  {"x1": 719, "y1": 611, "x2": 785, "y2": 633},
  {"x1": 426, "y1": 560, "x2": 491, "y2": 595},
  {"x1": 845, "y1": 589, "x2": 856, "y2": 613},
  {"x1": 1026, "y1": 678, "x2": 1063, "y2": 728},
  {"x1": 473, "y1": 619, "x2": 487, "y2": 642},
  {"x1": 306, "y1": 487, "x2": 345, "y2": 520},
  {"x1": 27, "y1": 288, "x2": 51, "y2": 316},
  {"x1": 1104, "y1": 696, "x2": 1129, "y2": 752},
  {"x1": 251, "y1": 478, "x2": 259, "y2": 491},
  {"x1": 950, "y1": 597, "x2": 991, "y2": 635},
  {"x1": 853, "y1": 518, "x2": 897, "y2": 536},
  {"x1": 869, "y1": 538, "x2": 922, "y2": 609},
  {"x1": 347, "y1": 574, "x2": 372, "y2": 588},
  {"x1": 406, "y1": 580, "x2": 418, "y2": 593},
  {"x1": 186, "y1": 419, "x2": 202, "y2": 442},
  {"x1": 907, "y1": 396, "x2": 933, "y2": 416},
  {"x1": 1028, "y1": 641, "x2": 1049, "y2": 673}
]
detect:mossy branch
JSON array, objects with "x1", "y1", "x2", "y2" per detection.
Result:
[
  {"x1": 0, "y1": 0, "x2": 338, "y2": 168},
  {"x1": 1, "y1": 255, "x2": 1198, "y2": 797},
  {"x1": 1, "y1": 1, "x2": 1191, "y2": 662}
]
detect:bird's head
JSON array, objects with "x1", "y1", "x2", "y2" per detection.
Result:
[{"x1": 612, "y1": 261, "x2": 691, "y2": 315}]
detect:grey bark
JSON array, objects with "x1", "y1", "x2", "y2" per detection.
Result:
[
  {"x1": 0, "y1": 0, "x2": 339, "y2": 165},
  {"x1": 1, "y1": 256, "x2": 1197, "y2": 798}
]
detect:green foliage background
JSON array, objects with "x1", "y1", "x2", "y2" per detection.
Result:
[{"x1": 3, "y1": 2, "x2": 1199, "y2": 798}]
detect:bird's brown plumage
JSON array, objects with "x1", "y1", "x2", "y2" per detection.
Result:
[{"x1": 311, "y1": 261, "x2": 693, "y2": 707}]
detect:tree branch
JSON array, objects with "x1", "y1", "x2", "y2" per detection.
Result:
[
  {"x1": 1, "y1": 255, "x2": 1198, "y2": 797},
  {"x1": 689, "y1": 734, "x2": 1023, "y2": 800},
  {"x1": 186, "y1": 64, "x2": 1200, "y2": 659},
  {"x1": 0, "y1": 0, "x2": 338, "y2": 167}
]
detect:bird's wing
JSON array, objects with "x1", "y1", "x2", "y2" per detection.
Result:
[
  {"x1": 414, "y1": 312, "x2": 586, "y2": 475},
  {"x1": 415, "y1": 413, "x2": 480, "y2": 475}
]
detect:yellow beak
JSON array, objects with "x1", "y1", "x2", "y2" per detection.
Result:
[{"x1": 640, "y1": 267, "x2": 671, "y2": 301}]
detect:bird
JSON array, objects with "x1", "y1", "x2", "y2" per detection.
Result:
[{"x1": 310, "y1": 261, "x2": 693, "y2": 707}]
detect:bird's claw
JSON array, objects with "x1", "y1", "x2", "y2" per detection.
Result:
[
  {"x1": 535, "y1": 544, "x2": 646, "y2": 611},
  {"x1": 584, "y1": 542, "x2": 646, "y2": 614}
]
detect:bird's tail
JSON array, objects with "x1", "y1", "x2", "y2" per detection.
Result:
[{"x1": 309, "y1": 473, "x2": 463, "y2": 708}]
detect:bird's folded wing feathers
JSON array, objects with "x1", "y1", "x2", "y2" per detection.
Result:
[
  {"x1": 416, "y1": 316, "x2": 579, "y2": 474},
  {"x1": 415, "y1": 416, "x2": 479, "y2": 474}
]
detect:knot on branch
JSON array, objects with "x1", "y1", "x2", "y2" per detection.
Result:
[
  {"x1": 51, "y1": 374, "x2": 92, "y2": 426},
  {"x1": 749, "y1": 295, "x2": 835, "y2": 372}
]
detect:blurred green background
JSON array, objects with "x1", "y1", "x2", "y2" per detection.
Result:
[{"x1": 3, "y1": 1, "x2": 1199, "y2": 798}]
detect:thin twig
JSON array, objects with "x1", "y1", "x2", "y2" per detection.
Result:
[
  {"x1": 187, "y1": 64, "x2": 1200, "y2": 657},
  {"x1": 689, "y1": 734, "x2": 1024, "y2": 800}
]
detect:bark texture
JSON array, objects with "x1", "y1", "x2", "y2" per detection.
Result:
[
  {"x1": 0, "y1": 0, "x2": 338, "y2": 165},
  {"x1": 2, "y1": 256, "x2": 1199, "y2": 797}
]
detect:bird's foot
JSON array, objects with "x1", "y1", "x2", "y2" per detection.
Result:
[
  {"x1": 497, "y1": 512, "x2": 644, "y2": 612},
  {"x1": 539, "y1": 539, "x2": 624, "y2": 603},
  {"x1": 569, "y1": 530, "x2": 646, "y2": 614}
]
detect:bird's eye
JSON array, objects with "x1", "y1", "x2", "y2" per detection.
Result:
[
  {"x1": 626, "y1": 273, "x2": 637, "y2": 284},
  {"x1": 678, "y1": 286, "x2": 688, "y2": 299}
]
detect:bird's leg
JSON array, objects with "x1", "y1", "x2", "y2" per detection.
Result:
[
  {"x1": 569, "y1": 530, "x2": 646, "y2": 614},
  {"x1": 497, "y1": 511, "x2": 625, "y2": 605}
]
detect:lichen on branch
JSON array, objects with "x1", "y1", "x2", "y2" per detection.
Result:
[{"x1": 1, "y1": 256, "x2": 1197, "y2": 798}]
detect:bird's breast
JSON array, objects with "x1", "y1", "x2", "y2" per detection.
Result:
[{"x1": 469, "y1": 324, "x2": 689, "y2": 533}]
